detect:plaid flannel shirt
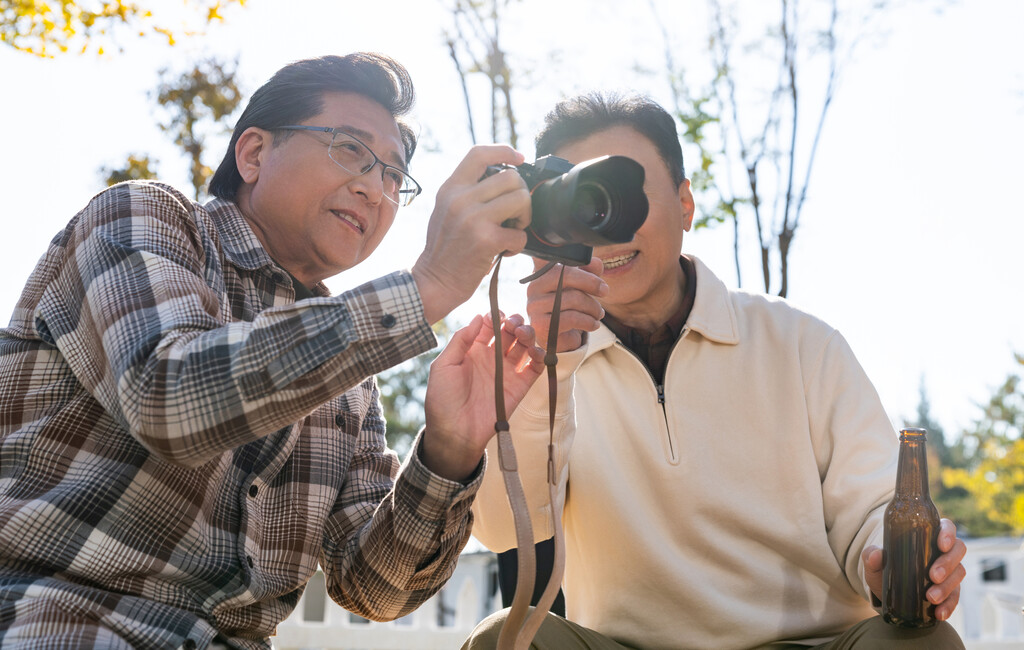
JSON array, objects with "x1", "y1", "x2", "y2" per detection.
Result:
[{"x1": 0, "y1": 181, "x2": 482, "y2": 649}]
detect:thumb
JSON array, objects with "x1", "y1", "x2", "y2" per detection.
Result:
[
  {"x1": 862, "y1": 545, "x2": 883, "y2": 572},
  {"x1": 435, "y1": 314, "x2": 484, "y2": 367}
]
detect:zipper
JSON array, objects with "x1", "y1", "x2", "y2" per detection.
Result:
[{"x1": 613, "y1": 340, "x2": 678, "y2": 463}]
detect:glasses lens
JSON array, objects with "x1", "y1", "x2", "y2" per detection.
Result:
[
  {"x1": 328, "y1": 133, "x2": 375, "y2": 175},
  {"x1": 328, "y1": 131, "x2": 419, "y2": 207}
]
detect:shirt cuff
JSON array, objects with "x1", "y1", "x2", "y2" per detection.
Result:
[{"x1": 396, "y1": 429, "x2": 485, "y2": 525}]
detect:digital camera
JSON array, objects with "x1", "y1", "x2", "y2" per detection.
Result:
[{"x1": 487, "y1": 155, "x2": 649, "y2": 266}]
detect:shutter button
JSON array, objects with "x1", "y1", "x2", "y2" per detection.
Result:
[{"x1": 380, "y1": 313, "x2": 396, "y2": 328}]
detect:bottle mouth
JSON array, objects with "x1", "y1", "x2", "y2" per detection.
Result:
[{"x1": 899, "y1": 427, "x2": 927, "y2": 441}]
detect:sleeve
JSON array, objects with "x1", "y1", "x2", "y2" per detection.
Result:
[
  {"x1": 806, "y1": 329, "x2": 898, "y2": 601},
  {"x1": 470, "y1": 345, "x2": 587, "y2": 553},
  {"x1": 320, "y1": 390, "x2": 484, "y2": 621},
  {"x1": 35, "y1": 182, "x2": 436, "y2": 467}
]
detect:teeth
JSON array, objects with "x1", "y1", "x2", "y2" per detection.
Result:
[
  {"x1": 603, "y1": 252, "x2": 637, "y2": 269},
  {"x1": 334, "y1": 211, "x2": 363, "y2": 233}
]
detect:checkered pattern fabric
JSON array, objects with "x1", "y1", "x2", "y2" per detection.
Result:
[{"x1": 0, "y1": 181, "x2": 480, "y2": 649}]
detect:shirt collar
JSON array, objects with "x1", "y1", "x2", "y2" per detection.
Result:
[
  {"x1": 204, "y1": 197, "x2": 330, "y2": 297},
  {"x1": 588, "y1": 254, "x2": 740, "y2": 354},
  {"x1": 685, "y1": 255, "x2": 740, "y2": 345}
]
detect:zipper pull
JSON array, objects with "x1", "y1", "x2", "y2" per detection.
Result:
[{"x1": 657, "y1": 384, "x2": 665, "y2": 405}]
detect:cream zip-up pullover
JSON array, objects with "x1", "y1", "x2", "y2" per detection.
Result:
[{"x1": 472, "y1": 256, "x2": 896, "y2": 649}]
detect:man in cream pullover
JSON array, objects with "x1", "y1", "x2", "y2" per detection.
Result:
[{"x1": 464, "y1": 93, "x2": 966, "y2": 649}]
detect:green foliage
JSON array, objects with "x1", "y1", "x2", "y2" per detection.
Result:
[
  {"x1": 378, "y1": 320, "x2": 454, "y2": 459},
  {"x1": 154, "y1": 57, "x2": 242, "y2": 200},
  {"x1": 100, "y1": 153, "x2": 158, "y2": 186},
  {"x1": 1, "y1": 0, "x2": 246, "y2": 57},
  {"x1": 940, "y1": 353, "x2": 1024, "y2": 536}
]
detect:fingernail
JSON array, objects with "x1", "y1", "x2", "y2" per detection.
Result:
[
  {"x1": 598, "y1": 281, "x2": 609, "y2": 295},
  {"x1": 933, "y1": 566, "x2": 945, "y2": 581},
  {"x1": 928, "y1": 588, "x2": 940, "y2": 603}
]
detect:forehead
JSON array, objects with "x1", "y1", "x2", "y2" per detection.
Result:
[
  {"x1": 553, "y1": 125, "x2": 661, "y2": 168},
  {"x1": 315, "y1": 91, "x2": 406, "y2": 166}
]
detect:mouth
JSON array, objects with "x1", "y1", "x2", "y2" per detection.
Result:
[
  {"x1": 331, "y1": 210, "x2": 365, "y2": 234},
  {"x1": 602, "y1": 251, "x2": 638, "y2": 270}
]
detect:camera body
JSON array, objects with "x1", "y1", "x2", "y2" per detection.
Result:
[{"x1": 489, "y1": 154, "x2": 649, "y2": 266}]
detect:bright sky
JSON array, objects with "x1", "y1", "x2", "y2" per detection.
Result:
[{"x1": 1, "y1": 0, "x2": 1022, "y2": 442}]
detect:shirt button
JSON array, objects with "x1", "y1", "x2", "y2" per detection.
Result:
[
  {"x1": 247, "y1": 556, "x2": 254, "y2": 568},
  {"x1": 335, "y1": 413, "x2": 346, "y2": 428},
  {"x1": 271, "y1": 272, "x2": 285, "y2": 283},
  {"x1": 380, "y1": 313, "x2": 396, "y2": 328},
  {"x1": 248, "y1": 485, "x2": 258, "y2": 498},
  {"x1": 182, "y1": 640, "x2": 196, "y2": 650}
]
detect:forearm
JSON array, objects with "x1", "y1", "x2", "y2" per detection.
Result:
[
  {"x1": 321, "y1": 431, "x2": 482, "y2": 620},
  {"x1": 55, "y1": 266, "x2": 434, "y2": 467}
]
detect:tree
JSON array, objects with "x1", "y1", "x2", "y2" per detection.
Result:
[
  {"x1": 444, "y1": 0, "x2": 520, "y2": 148},
  {"x1": 903, "y1": 378, "x2": 997, "y2": 535},
  {"x1": 650, "y1": 0, "x2": 928, "y2": 297},
  {"x1": 100, "y1": 153, "x2": 158, "y2": 186},
  {"x1": 154, "y1": 57, "x2": 243, "y2": 200},
  {"x1": 1, "y1": 0, "x2": 246, "y2": 57},
  {"x1": 941, "y1": 353, "x2": 1024, "y2": 536}
]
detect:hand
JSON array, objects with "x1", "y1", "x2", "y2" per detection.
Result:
[
  {"x1": 412, "y1": 145, "x2": 532, "y2": 325},
  {"x1": 526, "y1": 256, "x2": 608, "y2": 352},
  {"x1": 421, "y1": 313, "x2": 545, "y2": 481},
  {"x1": 862, "y1": 518, "x2": 967, "y2": 622}
]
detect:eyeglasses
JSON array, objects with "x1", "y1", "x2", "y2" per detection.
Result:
[{"x1": 276, "y1": 125, "x2": 422, "y2": 207}]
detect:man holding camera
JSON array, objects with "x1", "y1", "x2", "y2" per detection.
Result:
[
  {"x1": 465, "y1": 93, "x2": 967, "y2": 649},
  {"x1": 0, "y1": 53, "x2": 545, "y2": 649}
]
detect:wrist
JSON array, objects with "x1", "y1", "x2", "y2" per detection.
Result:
[
  {"x1": 419, "y1": 427, "x2": 483, "y2": 482},
  {"x1": 411, "y1": 262, "x2": 448, "y2": 325}
]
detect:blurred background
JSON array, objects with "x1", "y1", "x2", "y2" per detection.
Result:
[{"x1": 2, "y1": 0, "x2": 1022, "y2": 539}]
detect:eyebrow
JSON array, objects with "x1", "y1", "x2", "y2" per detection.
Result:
[{"x1": 337, "y1": 124, "x2": 407, "y2": 170}]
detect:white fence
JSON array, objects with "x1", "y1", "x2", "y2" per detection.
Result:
[
  {"x1": 273, "y1": 551, "x2": 497, "y2": 650},
  {"x1": 273, "y1": 539, "x2": 1024, "y2": 650}
]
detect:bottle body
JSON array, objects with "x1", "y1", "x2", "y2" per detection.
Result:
[{"x1": 882, "y1": 427, "x2": 941, "y2": 628}]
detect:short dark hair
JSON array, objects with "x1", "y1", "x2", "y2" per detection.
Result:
[
  {"x1": 209, "y1": 53, "x2": 417, "y2": 200},
  {"x1": 534, "y1": 92, "x2": 685, "y2": 188}
]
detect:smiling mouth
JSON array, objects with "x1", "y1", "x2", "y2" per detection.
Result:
[
  {"x1": 331, "y1": 210, "x2": 364, "y2": 234},
  {"x1": 603, "y1": 251, "x2": 638, "y2": 269}
]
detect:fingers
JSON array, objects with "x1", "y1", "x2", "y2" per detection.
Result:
[
  {"x1": 937, "y1": 519, "x2": 962, "y2": 555},
  {"x1": 414, "y1": 147, "x2": 533, "y2": 323},
  {"x1": 526, "y1": 263, "x2": 608, "y2": 351},
  {"x1": 448, "y1": 144, "x2": 525, "y2": 186},
  {"x1": 928, "y1": 563, "x2": 965, "y2": 613},
  {"x1": 435, "y1": 314, "x2": 484, "y2": 366},
  {"x1": 485, "y1": 313, "x2": 544, "y2": 370}
]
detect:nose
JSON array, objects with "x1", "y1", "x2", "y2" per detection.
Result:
[{"x1": 348, "y1": 162, "x2": 386, "y2": 206}]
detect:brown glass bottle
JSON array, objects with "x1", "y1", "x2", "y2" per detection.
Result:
[{"x1": 882, "y1": 427, "x2": 941, "y2": 627}]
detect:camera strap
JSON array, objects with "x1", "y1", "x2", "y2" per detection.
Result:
[{"x1": 488, "y1": 256, "x2": 566, "y2": 650}]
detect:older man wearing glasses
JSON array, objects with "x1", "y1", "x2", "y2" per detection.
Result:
[{"x1": 0, "y1": 53, "x2": 541, "y2": 650}]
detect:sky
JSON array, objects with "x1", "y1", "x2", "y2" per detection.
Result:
[{"x1": 1, "y1": 0, "x2": 1022, "y2": 442}]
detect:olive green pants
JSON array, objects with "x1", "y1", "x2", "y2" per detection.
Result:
[{"x1": 461, "y1": 608, "x2": 966, "y2": 650}]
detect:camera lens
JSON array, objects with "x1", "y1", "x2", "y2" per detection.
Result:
[{"x1": 571, "y1": 182, "x2": 612, "y2": 229}]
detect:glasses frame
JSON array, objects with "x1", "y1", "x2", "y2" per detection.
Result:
[{"x1": 276, "y1": 125, "x2": 422, "y2": 207}]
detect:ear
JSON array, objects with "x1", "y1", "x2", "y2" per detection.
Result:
[
  {"x1": 679, "y1": 178, "x2": 696, "y2": 232},
  {"x1": 235, "y1": 127, "x2": 270, "y2": 184}
]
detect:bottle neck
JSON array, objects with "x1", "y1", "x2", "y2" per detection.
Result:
[{"x1": 895, "y1": 432, "x2": 931, "y2": 498}]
